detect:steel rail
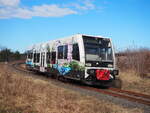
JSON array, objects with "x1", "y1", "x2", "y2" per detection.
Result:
[
  {"x1": 79, "y1": 86, "x2": 150, "y2": 106},
  {"x1": 109, "y1": 87, "x2": 150, "y2": 100}
]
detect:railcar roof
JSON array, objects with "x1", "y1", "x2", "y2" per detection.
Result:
[{"x1": 26, "y1": 34, "x2": 110, "y2": 51}]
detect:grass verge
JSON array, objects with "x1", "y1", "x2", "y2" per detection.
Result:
[{"x1": 0, "y1": 64, "x2": 144, "y2": 113}]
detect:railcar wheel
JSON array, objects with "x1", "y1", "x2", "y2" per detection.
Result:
[
  {"x1": 51, "y1": 73, "x2": 57, "y2": 79},
  {"x1": 45, "y1": 72, "x2": 51, "y2": 77},
  {"x1": 56, "y1": 74, "x2": 67, "y2": 82},
  {"x1": 56, "y1": 73, "x2": 60, "y2": 80}
]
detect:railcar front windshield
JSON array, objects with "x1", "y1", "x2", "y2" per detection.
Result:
[{"x1": 83, "y1": 36, "x2": 113, "y2": 62}]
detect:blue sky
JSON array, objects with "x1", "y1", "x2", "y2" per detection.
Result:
[{"x1": 0, "y1": 0, "x2": 150, "y2": 53}]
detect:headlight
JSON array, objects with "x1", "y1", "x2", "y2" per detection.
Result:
[
  {"x1": 113, "y1": 70, "x2": 119, "y2": 75},
  {"x1": 108, "y1": 64, "x2": 113, "y2": 68},
  {"x1": 86, "y1": 63, "x2": 91, "y2": 67}
]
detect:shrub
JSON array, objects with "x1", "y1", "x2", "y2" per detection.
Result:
[{"x1": 117, "y1": 48, "x2": 150, "y2": 77}]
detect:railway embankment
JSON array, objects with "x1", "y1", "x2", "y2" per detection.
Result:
[
  {"x1": 119, "y1": 71, "x2": 150, "y2": 95},
  {"x1": 117, "y1": 48, "x2": 150, "y2": 95},
  {"x1": 0, "y1": 63, "x2": 148, "y2": 113}
]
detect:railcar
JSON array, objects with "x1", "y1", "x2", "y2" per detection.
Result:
[{"x1": 26, "y1": 34, "x2": 120, "y2": 87}]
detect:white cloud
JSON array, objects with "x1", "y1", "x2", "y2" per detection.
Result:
[
  {"x1": 68, "y1": 0, "x2": 95, "y2": 10},
  {"x1": 0, "y1": 0, "x2": 96, "y2": 19},
  {"x1": 32, "y1": 5, "x2": 77, "y2": 17},
  {"x1": 0, "y1": 0, "x2": 20, "y2": 7},
  {"x1": 0, "y1": 4, "x2": 77, "y2": 19},
  {"x1": 82, "y1": 0, "x2": 95, "y2": 10}
]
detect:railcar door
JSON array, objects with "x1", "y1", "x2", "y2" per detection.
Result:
[{"x1": 40, "y1": 52, "x2": 45, "y2": 72}]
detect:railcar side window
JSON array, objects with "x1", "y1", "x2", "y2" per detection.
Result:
[
  {"x1": 37, "y1": 53, "x2": 40, "y2": 63},
  {"x1": 72, "y1": 44, "x2": 80, "y2": 61},
  {"x1": 31, "y1": 53, "x2": 33, "y2": 59},
  {"x1": 58, "y1": 45, "x2": 68, "y2": 59},
  {"x1": 58, "y1": 46, "x2": 63, "y2": 59},
  {"x1": 64, "y1": 45, "x2": 68, "y2": 59},
  {"x1": 33, "y1": 53, "x2": 40, "y2": 63},
  {"x1": 28, "y1": 53, "x2": 32, "y2": 59},
  {"x1": 33, "y1": 53, "x2": 36, "y2": 63},
  {"x1": 51, "y1": 52, "x2": 56, "y2": 64},
  {"x1": 47, "y1": 52, "x2": 51, "y2": 63}
]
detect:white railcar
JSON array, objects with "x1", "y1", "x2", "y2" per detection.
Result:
[{"x1": 26, "y1": 34, "x2": 119, "y2": 86}]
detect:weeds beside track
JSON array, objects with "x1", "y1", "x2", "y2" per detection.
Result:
[{"x1": 11, "y1": 61, "x2": 150, "y2": 107}]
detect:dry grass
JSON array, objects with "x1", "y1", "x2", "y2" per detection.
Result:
[
  {"x1": 0, "y1": 64, "x2": 144, "y2": 113},
  {"x1": 119, "y1": 70, "x2": 150, "y2": 95},
  {"x1": 116, "y1": 48, "x2": 150, "y2": 95}
]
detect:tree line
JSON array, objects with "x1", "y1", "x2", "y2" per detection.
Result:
[{"x1": 0, "y1": 47, "x2": 25, "y2": 62}]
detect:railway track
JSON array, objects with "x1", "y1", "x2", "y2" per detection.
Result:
[
  {"x1": 11, "y1": 62, "x2": 150, "y2": 106},
  {"x1": 79, "y1": 86, "x2": 150, "y2": 106}
]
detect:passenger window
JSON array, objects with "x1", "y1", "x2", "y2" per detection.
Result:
[
  {"x1": 33, "y1": 53, "x2": 36, "y2": 63},
  {"x1": 72, "y1": 44, "x2": 80, "y2": 61},
  {"x1": 30, "y1": 53, "x2": 33, "y2": 59},
  {"x1": 51, "y1": 52, "x2": 56, "y2": 64},
  {"x1": 64, "y1": 45, "x2": 68, "y2": 59},
  {"x1": 28, "y1": 53, "x2": 32, "y2": 59},
  {"x1": 33, "y1": 53, "x2": 40, "y2": 63},
  {"x1": 46, "y1": 52, "x2": 51, "y2": 63},
  {"x1": 58, "y1": 46, "x2": 63, "y2": 59},
  {"x1": 37, "y1": 53, "x2": 40, "y2": 63},
  {"x1": 57, "y1": 45, "x2": 68, "y2": 59}
]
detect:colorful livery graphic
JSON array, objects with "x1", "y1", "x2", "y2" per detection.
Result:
[{"x1": 26, "y1": 34, "x2": 119, "y2": 86}]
